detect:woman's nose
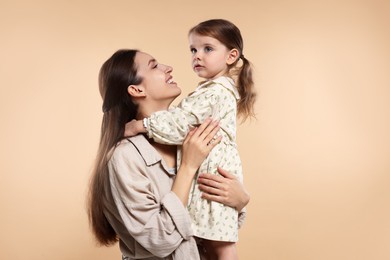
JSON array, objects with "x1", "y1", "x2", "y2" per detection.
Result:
[{"x1": 164, "y1": 65, "x2": 173, "y2": 73}]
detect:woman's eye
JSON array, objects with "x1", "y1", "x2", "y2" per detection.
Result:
[{"x1": 152, "y1": 64, "x2": 158, "y2": 69}]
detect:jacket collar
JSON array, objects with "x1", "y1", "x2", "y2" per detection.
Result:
[{"x1": 126, "y1": 135, "x2": 176, "y2": 176}]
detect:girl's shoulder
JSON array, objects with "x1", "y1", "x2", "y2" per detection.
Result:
[
  {"x1": 195, "y1": 76, "x2": 239, "y2": 100},
  {"x1": 196, "y1": 76, "x2": 233, "y2": 87}
]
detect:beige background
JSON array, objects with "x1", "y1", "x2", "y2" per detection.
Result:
[{"x1": 1, "y1": 0, "x2": 389, "y2": 259}]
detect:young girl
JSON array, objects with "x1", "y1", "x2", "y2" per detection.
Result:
[{"x1": 125, "y1": 19, "x2": 256, "y2": 259}]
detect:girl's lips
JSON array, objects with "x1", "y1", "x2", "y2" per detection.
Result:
[{"x1": 194, "y1": 64, "x2": 203, "y2": 70}]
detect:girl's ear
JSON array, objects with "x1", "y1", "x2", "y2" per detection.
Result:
[
  {"x1": 226, "y1": 48, "x2": 239, "y2": 65},
  {"x1": 127, "y1": 85, "x2": 146, "y2": 97}
]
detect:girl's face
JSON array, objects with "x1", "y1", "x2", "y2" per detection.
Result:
[
  {"x1": 189, "y1": 33, "x2": 231, "y2": 80},
  {"x1": 133, "y1": 52, "x2": 181, "y2": 106}
]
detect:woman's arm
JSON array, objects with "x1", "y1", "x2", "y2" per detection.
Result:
[
  {"x1": 108, "y1": 120, "x2": 220, "y2": 257},
  {"x1": 197, "y1": 167, "x2": 250, "y2": 212},
  {"x1": 172, "y1": 118, "x2": 222, "y2": 205}
]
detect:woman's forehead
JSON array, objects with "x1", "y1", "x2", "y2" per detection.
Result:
[{"x1": 135, "y1": 52, "x2": 154, "y2": 64}]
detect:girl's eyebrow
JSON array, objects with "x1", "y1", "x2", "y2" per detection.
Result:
[{"x1": 189, "y1": 43, "x2": 215, "y2": 49}]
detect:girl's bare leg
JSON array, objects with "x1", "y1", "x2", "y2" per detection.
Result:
[{"x1": 203, "y1": 239, "x2": 238, "y2": 260}]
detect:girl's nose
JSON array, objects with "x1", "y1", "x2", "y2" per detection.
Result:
[{"x1": 193, "y1": 52, "x2": 201, "y2": 60}]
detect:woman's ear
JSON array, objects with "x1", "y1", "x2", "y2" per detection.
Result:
[
  {"x1": 128, "y1": 85, "x2": 146, "y2": 97},
  {"x1": 226, "y1": 48, "x2": 239, "y2": 65}
]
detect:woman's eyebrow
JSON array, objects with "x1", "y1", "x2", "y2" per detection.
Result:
[{"x1": 148, "y1": 59, "x2": 157, "y2": 66}]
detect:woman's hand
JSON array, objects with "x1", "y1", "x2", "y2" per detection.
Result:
[
  {"x1": 197, "y1": 167, "x2": 250, "y2": 212},
  {"x1": 172, "y1": 118, "x2": 221, "y2": 205},
  {"x1": 180, "y1": 118, "x2": 222, "y2": 173}
]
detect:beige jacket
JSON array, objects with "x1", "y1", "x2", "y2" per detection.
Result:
[{"x1": 104, "y1": 135, "x2": 200, "y2": 260}]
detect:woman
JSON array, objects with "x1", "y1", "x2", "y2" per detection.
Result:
[{"x1": 87, "y1": 49, "x2": 249, "y2": 260}]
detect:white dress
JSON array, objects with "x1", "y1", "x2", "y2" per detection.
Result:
[{"x1": 144, "y1": 76, "x2": 243, "y2": 242}]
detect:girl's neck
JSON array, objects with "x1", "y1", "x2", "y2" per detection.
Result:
[{"x1": 206, "y1": 70, "x2": 231, "y2": 81}]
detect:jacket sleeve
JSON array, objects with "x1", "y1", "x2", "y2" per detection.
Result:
[
  {"x1": 145, "y1": 86, "x2": 220, "y2": 145},
  {"x1": 108, "y1": 145, "x2": 194, "y2": 258}
]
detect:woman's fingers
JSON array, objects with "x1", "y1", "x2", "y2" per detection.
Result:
[
  {"x1": 197, "y1": 169, "x2": 235, "y2": 189},
  {"x1": 201, "y1": 193, "x2": 224, "y2": 204},
  {"x1": 204, "y1": 124, "x2": 221, "y2": 147},
  {"x1": 198, "y1": 172, "x2": 224, "y2": 184},
  {"x1": 181, "y1": 118, "x2": 221, "y2": 172},
  {"x1": 197, "y1": 168, "x2": 249, "y2": 211},
  {"x1": 182, "y1": 126, "x2": 199, "y2": 147},
  {"x1": 198, "y1": 183, "x2": 225, "y2": 196},
  {"x1": 185, "y1": 118, "x2": 222, "y2": 153},
  {"x1": 216, "y1": 167, "x2": 236, "y2": 180},
  {"x1": 198, "y1": 173, "x2": 228, "y2": 198},
  {"x1": 192, "y1": 118, "x2": 220, "y2": 143}
]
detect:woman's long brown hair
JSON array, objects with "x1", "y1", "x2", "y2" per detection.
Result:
[{"x1": 87, "y1": 49, "x2": 141, "y2": 246}]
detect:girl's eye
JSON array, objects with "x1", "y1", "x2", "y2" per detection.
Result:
[
  {"x1": 205, "y1": 46, "x2": 213, "y2": 52},
  {"x1": 190, "y1": 48, "x2": 197, "y2": 54}
]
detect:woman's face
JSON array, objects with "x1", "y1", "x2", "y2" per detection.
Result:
[{"x1": 134, "y1": 52, "x2": 181, "y2": 106}]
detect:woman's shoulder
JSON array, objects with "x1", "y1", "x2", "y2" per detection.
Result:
[
  {"x1": 110, "y1": 135, "x2": 146, "y2": 162},
  {"x1": 110, "y1": 134, "x2": 161, "y2": 166}
]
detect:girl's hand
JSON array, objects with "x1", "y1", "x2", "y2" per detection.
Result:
[
  {"x1": 197, "y1": 167, "x2": 250, "y2": 212},
  {"x1": 124, "y1": 119, "x2": 146, "y2": 137},
  {"x1": 180, "y1": 118, "x2": 222, "y2": 173}
]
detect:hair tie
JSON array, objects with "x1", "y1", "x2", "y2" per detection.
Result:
[{"x1": 240, "y1": 54, "x2": 245, "y2": 60}]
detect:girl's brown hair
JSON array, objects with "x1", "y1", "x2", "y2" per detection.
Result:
[
  {"x1": 87, "y1": 49, "x2": 142, "y2": 246},
  {"x1": 189, "y1": 19, "x2": 256, "y2": 121}
]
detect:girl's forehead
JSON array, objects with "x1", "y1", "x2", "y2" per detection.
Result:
[{"x1": 189, "y1": 34, "x2": 221, "y2": 44}]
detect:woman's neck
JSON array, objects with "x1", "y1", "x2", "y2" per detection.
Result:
[
  {"x1": 135, "y1": 102, "x2": 176, "y2": 167},
  {"x1": 150, "y1": 140, "x2": 177, "y2": 168},
  {"x1": 136, "y1": 103, "x2": 171, "y2": 120}
]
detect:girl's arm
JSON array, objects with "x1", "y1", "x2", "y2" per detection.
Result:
[
  {"x1": 123, "y1": 107, "x2": 200, "y2": 143},
  {"x1": 124, "y1": 85, "x2": 227, "y2": 145}
]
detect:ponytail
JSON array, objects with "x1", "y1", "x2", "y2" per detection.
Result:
[{"x1": 236, "y1": 55, "x2": 256, "y2": 122}]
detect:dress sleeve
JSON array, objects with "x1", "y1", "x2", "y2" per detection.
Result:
[
  {"x1": 108, "y1": 146, "x2": 194, "y2": 258},
  {"x1": 146, "y1": 86, "x2": 220, "y2": 145}
]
